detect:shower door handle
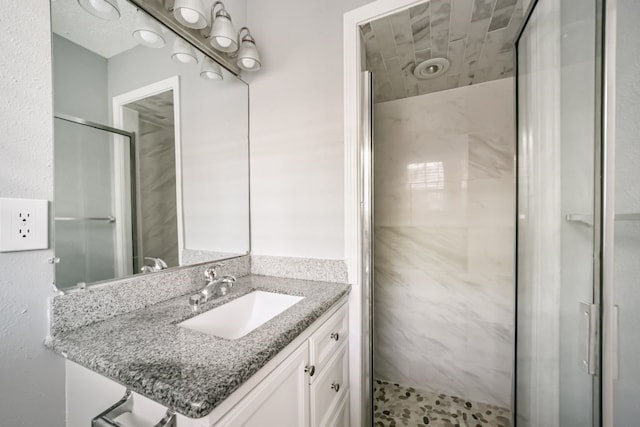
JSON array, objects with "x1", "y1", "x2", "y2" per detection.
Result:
[{"x1": 579, "y1": 302, "x2": 599, "y2": 376}]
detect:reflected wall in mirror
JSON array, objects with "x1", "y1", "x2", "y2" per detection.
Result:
[{"x1": 51, "y1": 0, "x2": 250, "y2": 289}]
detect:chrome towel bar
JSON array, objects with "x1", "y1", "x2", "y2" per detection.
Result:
[
  {"x1": 92, "y1": 390, "x2": 176, "y2": 427},
  {"x1": 55, "y1": 216, "x2": 116, "y2": 223},
  {"x1": 565, "y1": 213, "x2": 640, "y2": 226}
]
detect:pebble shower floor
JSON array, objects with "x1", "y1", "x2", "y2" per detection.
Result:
[{"x1": 374, "y1": 379, "x2": 512, "y2": 427}]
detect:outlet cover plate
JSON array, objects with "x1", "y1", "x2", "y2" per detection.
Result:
[{"x1": 0, "y1": 198, "x2": 49, "y2": 252}]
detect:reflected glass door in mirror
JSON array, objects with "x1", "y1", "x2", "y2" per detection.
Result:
[{"x1": 51, "y1": 0, "x2": 249, "y2": 290}]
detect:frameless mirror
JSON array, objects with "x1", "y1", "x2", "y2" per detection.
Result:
[{"x1": 51, "y1": 0, "x2": 249, "y2": 289}]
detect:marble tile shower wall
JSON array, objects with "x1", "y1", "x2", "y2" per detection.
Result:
[
  {"x1": 137, "y1": 117, "x2": 179, "y2": 267},
  {"x1": 373, "y1": 78, "x2": 515, "y2": 408}
]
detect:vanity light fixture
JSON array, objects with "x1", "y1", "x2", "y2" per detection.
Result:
[
  {"x1": 132, "y1": 10, "x2": 166, "y2": 48},
  {"x1": 171, "y1": 37, "x2": 199, "y2": 64},
  {"x1": 207, "y1": 2, "x2": 238, "y2": 52},
  {"x1": 236, "y1": 27, "x2": 261, "y2": 71},
  {"x1": 173, "y1": 0, "x2": 208, "y2": 30},
  {"x1": 200, "y1": 57, "x2": 224, "y2": 80},
  {"x1": 77, "y1": 0, "x2": 120, "y2": 20}
]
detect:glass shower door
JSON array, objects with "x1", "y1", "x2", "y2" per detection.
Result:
[
  {"x1": 516, "y1": 0, "x2": 603, "y2": 426},
  {"x1": 53, "y1": 116, "x2": 135, "y2": 288}
]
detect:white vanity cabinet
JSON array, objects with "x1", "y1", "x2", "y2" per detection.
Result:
[
  {"x1": 216, "y1": 301, "x2": 349, "y2": 427},
  {"x1": 66, "y1": 298, "x2": 349, "y2": 427}
]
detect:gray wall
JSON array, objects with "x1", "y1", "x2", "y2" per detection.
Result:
[
  {"x1": 52, "y1": 34, "x2": 115, "y2": 288},
  {"x1": 53, "y1": 33, "x2": 108, "y2": 123},
  {"x1": 0, "y1": 0, "x2": 66, "y2": 425}
]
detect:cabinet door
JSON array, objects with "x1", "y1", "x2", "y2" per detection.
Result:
[
  {"x1": 310, "y1": 343, "x2": 349, "y2": 427},
  {"x1": 66, "y1": 361, "x2": 127, "y2": 427},
  {"x1": 327, "y1": 395, "x2": 350, "y2": 427},
  {"x1": 216, "y1": 343, "x2": 310, "y2": 427}
]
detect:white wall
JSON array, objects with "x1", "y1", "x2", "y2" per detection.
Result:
[
  {"x1": 0, "y1": 0, "x2": 66, "y2": 425},
  {"x1": 246, "y1": 0, "x2": 375, "y2": 259}
]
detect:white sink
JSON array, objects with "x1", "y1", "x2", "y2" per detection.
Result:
[{"x1": 178, "y1": 291, "x2": 304, "y2": 340}]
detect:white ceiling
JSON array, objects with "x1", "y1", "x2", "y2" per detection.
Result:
[{"x1": 51, "y1": 0, "x2": 143, "y2": 58}]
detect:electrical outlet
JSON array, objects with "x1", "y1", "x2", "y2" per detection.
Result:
[{"x1": 0, "y1": 198, "x2": 48, "y2": 252}]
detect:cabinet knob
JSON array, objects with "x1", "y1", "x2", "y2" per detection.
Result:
[
  {"x1": 330, "y1": 332, "x2": 339, "y2": 341},
  {"x1": 331, "y1": 382, "x2": 340, "y2": 392},
  {"x1": 304, "y1": 365, "x2": 316, "y2": 376}
]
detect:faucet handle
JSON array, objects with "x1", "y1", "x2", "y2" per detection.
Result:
[
  {"x1": 189, "y1": 294, "x2": 205, "y2": 312},
  {"x1": 204, "y1": 266, "x2": 218, "y2": 281},
  {"x1": 144, "y1": 257, "x2": 168, "y2": 270},
  {"x1": 204, "y1": 264, "x2": 225, "y2": 281}
]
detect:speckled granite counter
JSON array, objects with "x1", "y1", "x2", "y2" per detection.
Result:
[{"x1": 46, "y1": 275, "x2": 350, "y2": 418}]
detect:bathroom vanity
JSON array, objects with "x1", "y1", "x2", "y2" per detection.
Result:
[
  {"x1": 49, "y1": 274, "x2": 350, "y2": 426},
  {"x1": 45, "y1": 1, "x2": 352, "y2": 425}
]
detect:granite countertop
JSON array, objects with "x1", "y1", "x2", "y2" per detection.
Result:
[{"x1": 46, "y1": 275, "x2": 350, "y2": 418}]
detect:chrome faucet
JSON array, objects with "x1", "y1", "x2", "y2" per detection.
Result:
[
  {"x1": 140, "y1": 257, "x2": 168, "y2": 273},
  {"x1": 189, "y1": 266, "x2": 237, "y2": 311}
]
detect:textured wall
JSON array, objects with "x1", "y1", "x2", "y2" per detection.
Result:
[
  {"x1": 373, "y1": 78, "x2": 515, "y2": 408},
  {"x1": 246, "y1": 0, "x2": 376, "y2": 259},
  {"x1": 0, "y1": 0, "x2": 66, "y2": 425}
]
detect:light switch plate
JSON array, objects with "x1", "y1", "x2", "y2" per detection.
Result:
[{"x1": 0, "y1": 198, "x2": 49, "y2": 252}]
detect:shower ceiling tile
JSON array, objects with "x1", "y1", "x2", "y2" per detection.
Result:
[
  {"x1": 471, "y1": 0, "x2": 497, "y2": 22},
  {"x1": 363, "y1": 0, "x2": 524, "y2": 103},
  {"x1": 429, "y1": 0, "x2": 452, "y2": 58},
  {"x1": 450, "y1": 0, "x2": 474, "y2": 41},
  {"x1": 489, "y1": 0, "x2": 519, "y2": 31},
  {"x1": 389, "y1": 9, "x2": 414, "y2": 46}
]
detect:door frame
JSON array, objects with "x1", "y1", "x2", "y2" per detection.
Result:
[
  {"x1": 343, "y1": 1, "x2": 429, "y2": 425},
  {"x1": 601, "y1": 0, "x2": 617, "y2": 425},
  {"x1": 112, "y1": 76, "x2": 184, "y2": 275}
]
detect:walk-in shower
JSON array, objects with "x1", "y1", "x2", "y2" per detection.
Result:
[
  {"x1": 357, "y1": 0, "x2": 522, "y2": 425},
  {"x1": 350, "y1": 0, "x2": 640, "y2": 425}
]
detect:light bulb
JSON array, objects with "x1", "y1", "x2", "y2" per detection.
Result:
[
  {"x1": 89, "y1": 0, "x2": 113, "y2": 12},
  {"x1": 139, "y1": 31, "x2": 160, "y2": 45},
  {"x1": 214, "y1": 36, "x2": 232, "y2": 48},
  {"x1": 203, "y1": 72, "x2": 221, "y2": 80},
  {"x1": 241, "y1": 57, "x2": 256, "y2": 69},
  {"x1": 179, "y1": 8, "x2": 200, "y2": 24},
  {"x1": 174, "y1": 53, "x2": 195, "y2": 64}
]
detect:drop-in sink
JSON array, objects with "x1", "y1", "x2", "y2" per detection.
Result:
[{"x1": 178, "y1": 291, "x2": 304, "y2": 340}]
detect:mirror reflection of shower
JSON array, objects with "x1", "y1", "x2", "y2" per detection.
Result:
[
  {"x1": 53, "y1": 116, "x2": 136, "y2": 287},
  {"x1": 123, "y1": 90, "x2": 179, "y2": 273}
]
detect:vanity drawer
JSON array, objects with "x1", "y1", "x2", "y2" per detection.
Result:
[
  {"x1": 309, "y1": 302, "x2": 348, "y2": 375},
  {"x1": 309, "y1": 343, "x2": 348, "y2": 427}
]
